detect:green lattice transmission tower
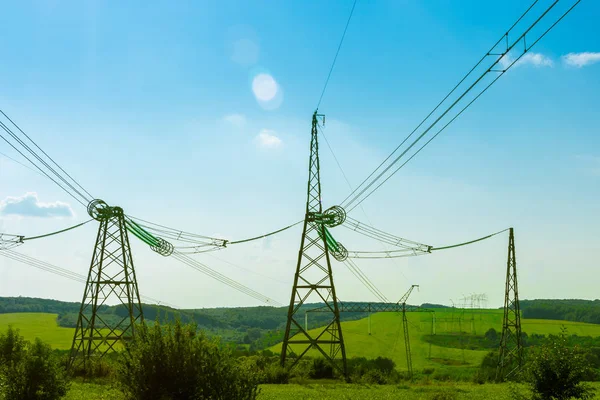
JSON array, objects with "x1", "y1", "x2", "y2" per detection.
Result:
[
  {"x1": 281, "y1": 111, "x2": 348, "y2": 376},
  {"x1": 69, "y1": 200, "x2": 144, "y2": 369},
  {"x1": 496, "y1": 227, "x2": 523, "y2": 380}
]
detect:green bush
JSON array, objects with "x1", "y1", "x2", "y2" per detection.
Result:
[
  {"x1": 0, "y1": 328, "x2": 69, "y2": 400},
  {"x1": 0, "y1": 326, "x2": 26, "y2": 365},
  {"x1": 310, "y1": 358, "x2": 334, "y2": 379},
  {"x1": 474, "y1": 350, "x2": 498, "y2": 383},
  {"x1": 528, "y1": 328, "x2": 595, "y2": 400},
  {"x1": 261, "y1": 362, "x2": 290, "y2": 384},
  {"x1": 67, "y1": 354, "x2": 117, "y2": 380},
  {"x1": 118, "y1": 320, "x2": 259, "y2": 400}
]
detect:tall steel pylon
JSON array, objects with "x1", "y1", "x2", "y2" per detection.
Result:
[
  {"x1": 281, "y1": 111, "x2": 348, "y2": 377},
  {"x1": 69, "y1": 199, "x2": 144, "y2": 369},
  {"x1": 496, "y1": 227, "x2": 523, "y2": 380}
]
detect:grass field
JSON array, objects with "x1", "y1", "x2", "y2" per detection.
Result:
[
  {"x1": 271, "y1": 308, "x2": 600, "y2": 374},
  {"x1": 0, "y1": 313, "x2": 75, "y2": 349},
  {"x1": 0, "y1": 313, "x2": 124, "y2": 351},
  {"x1": 62, "y1": 381, "x2": 600, "y2": 400},
  {"x1": 3, "y1": 310, "x2": 600, "y2": 375}
]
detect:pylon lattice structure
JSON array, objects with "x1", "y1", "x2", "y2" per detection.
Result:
[
  {"x1": 281, "y1": 112, "x2": 347, "y2": 376},
  {"x1": 69, "y1": 199, "x2": 144, "y2": 368},
  {"x1": 496, "y1": 227, "x2": 523, "y2": 380}
]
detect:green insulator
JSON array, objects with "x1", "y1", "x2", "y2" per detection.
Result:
[
  {"x1": 150, "y1": 237, "x2": 174, "y2": 257},
  {"x1": 87, "y1": 199, "x2": 112, "y2": 221},
  {"x1": 323, "y1": 205, "x2": 346, "y2": 228}
]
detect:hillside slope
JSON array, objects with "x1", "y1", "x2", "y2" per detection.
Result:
[{"x1": 271, "y1": 308, "x2": 600, "y2": 374}]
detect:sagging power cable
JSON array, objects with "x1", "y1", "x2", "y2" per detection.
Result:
[
  {"x1": 127, "y1": 215, "x2": 302, "y2": 252},
  {"x1": 316, "y1": 0, "x2": 358, "y2": 109},
  {"x1": 346, "y1": 228, "x2": 510, "y2": 259},
  {"x1": 171, "y1": 251, "x2": 282, "y2": 306},
  {"x1": 0, "y1": 249, "x2": 180, "y2": 308},
  {"x1": 343, "y1": 258, "x2": 390, "y2": 303},
  {"x1": 0, "y1": 111, "x2": 93, "y2": 207},
  {"x1": 340, "y1": 0, "x2": 581, "y2": 213}
]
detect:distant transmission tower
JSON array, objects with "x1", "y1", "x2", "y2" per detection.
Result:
[
  {"x1": 69, "y1": 200, "x2": 144, "y2": 368},
  {"x1": 496, "y1": 227, "x2": 523, "y2": 380},
  {"x1": 281, "y1": 111, "x2": 348, "y2": 376}
]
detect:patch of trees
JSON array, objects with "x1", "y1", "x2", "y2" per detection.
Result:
[{"x1": 520, "y1": 299, "x2": 600, "y2": 324}]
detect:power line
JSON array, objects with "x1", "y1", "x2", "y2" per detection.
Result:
[
  {"x1": 128, "y1": 214, "x2": 302, "y2": 249},
  {"x1": 203, "y1": 252, "x2": 289, "y2": 285},
  {"x1": 171, "y1": 251, "x2": 282, "y2": 306},
  {"x1": 343, "y1": 258, "x2": 389, "y2": 303},
  {"x1": 0, "y1": 110, "x2": 94, "y2": 201},
  {"x1": 431, "y1": 228, "x2": 510, "y2": 251},
  {"x1": 316, "y1": 0, "x2": 358, "y2": 109},
  {"x1": 0, "y1": 149, "x2": 46, "y2": 177},
  {"x1": 0, "y1": 120, "x2": 90, "y2": 204},
  {"x1": 340, "y1": 0, "x2": 580, "y2": 212},
  {"x1": 21, "y1": 219, "x2": 94, "y2": 241},
  {"x1": 0, "y1": 129, "x2": 88, "y2": 208},
  {"x1": 0, "y1": 249, "x2": 181, "y2": 309},
  {"x1": 318, "y1": 123, "x2": 413, "y2": 291}
]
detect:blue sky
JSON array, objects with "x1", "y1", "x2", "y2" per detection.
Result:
[{"x1": 0, "y1": 0, "x2": 598, "y2": 309}]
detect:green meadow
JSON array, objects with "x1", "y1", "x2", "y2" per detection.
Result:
[
  {"x1": 62, "y1": 381, "x2": 600, "y2": 400},
  {"x1": 0, "y1": 313, "x2": 75, "y2": 350},
  {"x1": 0, "y1": 313, "x2": 123, "y2": 351},
  {"x1": 271, "y1": 308, "x2": 600, "y2": 374}
]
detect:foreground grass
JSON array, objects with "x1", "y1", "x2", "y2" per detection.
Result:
[{"x1": 61, "y1": 381, "x2": 600, "y2": 400}]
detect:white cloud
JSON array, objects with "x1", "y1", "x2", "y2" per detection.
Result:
[
  {"x1": 223, "y1": 114, "x2": 246, "y2": 128},
  {"x1": 562, "y1": 52, "x2": 600, "y2": 68},
  {"x1": 499, "y1": 52, "x2": 554, "y2": 69},
  {"x1": 0, "y1": 192, "x2": 73, "y2": 218},
  {"x1": 255, "y1": 129, "x2": 282, "y2": 149}
]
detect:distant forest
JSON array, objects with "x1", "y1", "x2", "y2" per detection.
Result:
[
  {"x1": 0, "y1": 296, "x2": 369, "y2": 349},
  {"x1": 520, "y1": 299, "x2": 600, "y2": 325},
  {"x1": 1, "y1": 297, "x2": 599, "y2": 349}
]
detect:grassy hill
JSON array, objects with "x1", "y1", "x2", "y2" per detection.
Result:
[
  {"x1": 0, "y1": 313, "x2": 75, "y2": 350},
  {"x1": 270, "y1": 308, "x2": 600, "y2": 375},
  {"x1": 4, "y1": 299, "x2": 600, "y2": 371}
]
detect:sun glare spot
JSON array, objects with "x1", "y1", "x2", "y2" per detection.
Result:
[{"x1": 252, "y1": 74, "x2": 278, "y2": 101}]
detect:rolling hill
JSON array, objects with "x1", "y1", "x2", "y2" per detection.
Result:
[{"x1": 270, "y1": 308, "x2": 600, "y2": 374}]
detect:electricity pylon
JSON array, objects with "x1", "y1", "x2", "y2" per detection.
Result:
[
  {"x1": 399, "y1": 284, "x2": 419, "y2": 380},
  {"x1": 281, "y1": 111, "x2": 347, "y2": 377},
  {"x1": 69, "y1": 199, "x2": 144, "y2": 369},
  {"x1": 496, "y1": 227, "x2": 523, "y2": 381}
]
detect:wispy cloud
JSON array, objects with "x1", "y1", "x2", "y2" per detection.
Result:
[
  {"x1": 499, "y1": 52, "x2": 554, "y2": 69},
  {"x1": 0, "y1": 192, "x2": 73, "y2": 218},
  {"x1": 255, "y1": 129, "x2": 282, "y2": 149},
  {"x1": 562, "y1": 52, "x2": 600, "y2": 68},
  {"x1": 223, "y1": 114, "x2": 247, "y2": 128}
]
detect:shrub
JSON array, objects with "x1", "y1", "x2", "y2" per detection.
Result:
[
  {"x1": 0, "y1": 326, "x2": 26, "y2": 365},
  {"x1": 474, "y1": 350, "x2": 498, "y2": 383},
  {"x1": 261, "y1": 363, "x2": 290, "y2": 384},
  {"x1": 118, "y1": 319, "x2": 259, "y2": 400},
  {"x1": 528, "y1": 327, "x2": 594, "y2": 400},
  {"x1": 310, "y1": 358, "x2": 334, "y2": 379},
  {"x1": 68, "y1": 354, "x2": 117, "y2": 380},
  {"x1": 0, "y1": 329, "x2": 69, "y2": 400}
]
